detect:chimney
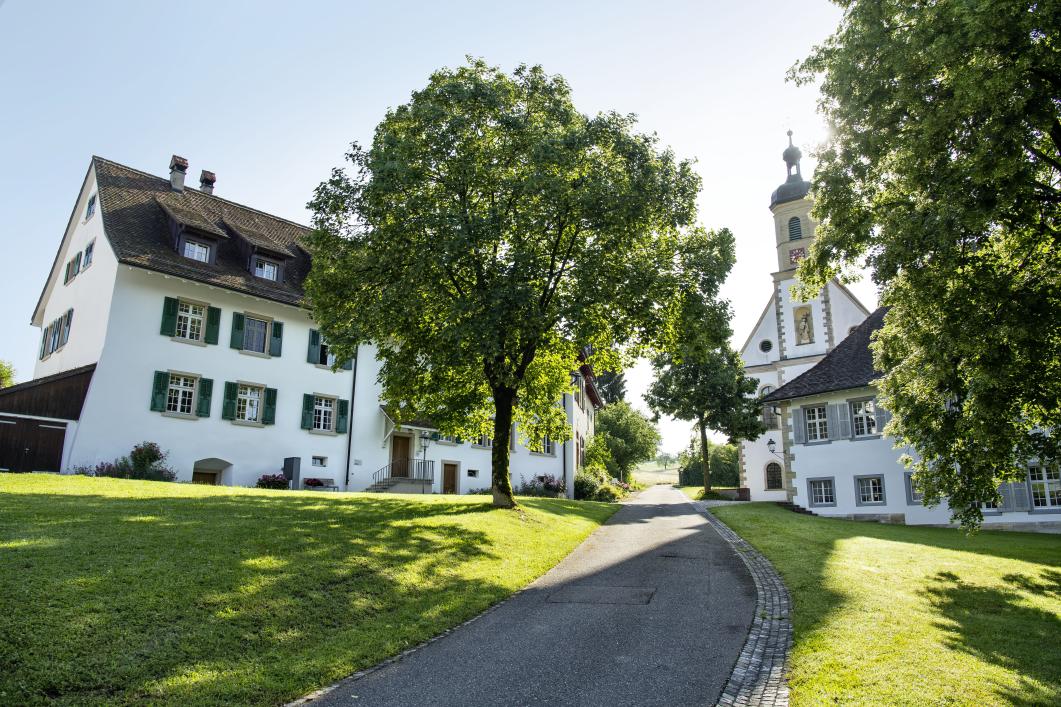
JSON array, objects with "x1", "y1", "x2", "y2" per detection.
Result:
[
  {"x1": 169, "y1": 155, "x2": 188, "y2": 192},
  {"x1": 200, "y1": 170, "x2": 216, "y2": 195}
]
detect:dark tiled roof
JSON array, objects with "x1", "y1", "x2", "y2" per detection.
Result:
[
  {"x1": 93, "y1": 157, "x2": 312, "y2": 306},
  {"x1": 763, "y1": 307, "x2": 887, "y2": 403}
]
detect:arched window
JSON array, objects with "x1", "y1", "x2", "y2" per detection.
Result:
[
  {"x1": 788, "y1": 216, "x2": 802, "y2": 240},
  {"x1": 766, "y1": 462, "x2": 783, "y2": 490},
  {"x1": 760, "y1": 385, "x2": 778, "y2": 429}
]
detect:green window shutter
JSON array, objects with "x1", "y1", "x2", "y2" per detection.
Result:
[
  {"x1": 73, "y1": 251, "x2": 82, "y2": 274},
  {"x1": 269, "y1": 320, "x2": 284, "y2": 357},
  {"x1": 221, "y1": 382, "x2": 238, "y2": 420},
  {"x1": 301, "y1": 394, "x2": 314, "y2": 429},
  {"x1": 60, "y1": 309, "x2": 73, "y2": 346},
  {"x1": 230, "y1": 313, "x2": 245, "y2": 349},
  {"x1": 336, "y1": 399, "x2": 349, "y2": 434},
  {"x1": 63, "y1": 261, "x2": 71, "y2": 284},
  {"x1": 160, "y1": 297, "x2": 179, "y2": 336},
  {"x1": 204, "y1": 307, "x2": 221, "y2": 345},
  {"x1": 263, "y1": 387, "x2": 278, "y2": 425},
  {"x1": 39, "y1": 327, "x2": 47, "y2": 360},
  {"x1": 307, "y1": 329, "x2": 321, "y2": 364},
  {"x1": 196, "y1": 378, "x2": 213, "y2": 417},
  {"x1": 150, "y1": 371, "x2": 169, "y2": 411}
]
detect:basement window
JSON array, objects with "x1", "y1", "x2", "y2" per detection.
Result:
[
  {"x1": 312, "y1": 456, "x2": 327, "y2": 467},
  {"x1": 467, "y1": 469, "x2": 479, "y2": 478}
]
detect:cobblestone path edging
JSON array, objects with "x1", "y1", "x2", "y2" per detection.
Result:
[{"x1": 690, "y1": 500, "x2": 792, "y2": 707}]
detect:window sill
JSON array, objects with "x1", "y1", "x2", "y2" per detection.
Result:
[
  {"x1": 232, "y1": 419, "x2": 265, "y2": 428},
  {"x1": 435, "y1": 440, "x2": 458, "y2": 446},
  {"x1": 855, "y1": 502, "x2": 887, "y2": 507},
  {"x1": 313, "y1": 363, "x2": 338, "y2": 371},
  {"x1": 309, "y1": 428, "x2": 338, "y2": 437},
  {"x1": 805, "y1": 440, "x2": 831, "y2": 446},
  {"x1": 529, "y1": 451, "x2": 557, "y2": 457},
  {"x1": 171, "y1": 336, "x2": 207, "y2": 347},
  {"x1": 240, "y1": 349, "x2": 271, "y2": 359},
  {"x1": 471, "y1": 445, "x2": 492, "y2": 450},
  {"x1": 808, "y1": 503, "x2": 837, "y2": 508},
  {"x1": 162, "y1": 411, "x2": 199, "y2": 421},
  {"x1": 851, "y1": 434, "x2": 882, "y2": 442},
  {"x1": 1029, "y1": 506, "x2": 1061, "y2": 515}
]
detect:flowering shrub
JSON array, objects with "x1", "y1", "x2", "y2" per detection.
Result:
[
  {"x1": 71, "y1": 442, "x2": 176, "y2": 482},
  {"x1": 256, "y1": 473, "x2": 289, "y2": 490},
  {"x1": 304, "y1": 478, "x2": 325, "y2": 488},
  {"x1": 517, "y1": 474, "x2": 566, "y2": 497}
]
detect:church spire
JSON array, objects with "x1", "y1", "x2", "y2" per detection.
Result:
[{"x1": 770, "y1": 130, "x2": 811, "y2": 209}]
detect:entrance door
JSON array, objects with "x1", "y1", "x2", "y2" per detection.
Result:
[
  {"x1": 390, "y1": 435, "x2": 411, "y2": 477},
  {"x1": 443, "y1": 463, "x2": 458, "y2": 494},
  {"x1": 191, "y1": 471, "x2": 219, "y2": 485}
]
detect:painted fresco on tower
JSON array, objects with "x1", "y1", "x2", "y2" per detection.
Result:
[{"x1": 794, "y1": 306, "x2": 814, "y2": 345}]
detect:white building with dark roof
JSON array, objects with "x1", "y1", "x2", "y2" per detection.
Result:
[
  {"x1": 737, "y1": 133, "x2": 870, "y2": 502},
  {"x1": 1, "y1": 155, "x2": 601, "y2": 495},
  {"x1": 762, "y1": 311, "x2": 1060, "y2": 530}
]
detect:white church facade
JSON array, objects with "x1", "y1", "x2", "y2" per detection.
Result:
[
  {"x1": 737, "y1": 133, "x2": 870, "y2": 503},
  {"x1": 740, "y1": 136, "x2": 1060, "y2": 530},
  {"x1": 0, "y1": 155, "x2": 601, "y2": 497}
]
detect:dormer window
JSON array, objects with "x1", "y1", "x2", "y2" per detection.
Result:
[
  {"x1": 253, "y1": 256, "x2": 279, "y2": 281},
  {"x1": 183, "y1": 239, "x2": 211, "y2": 263}
]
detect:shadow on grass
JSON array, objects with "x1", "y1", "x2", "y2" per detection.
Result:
[
  {"x1": 709, "y1": 503, "x2": 1061, "y2": 705},
  {"x1": 0, "y1": 487, "x2": 608, "y2": 705},
  {"x1": 925, "y1": 569, "x2": 1061, "y2": 706}
]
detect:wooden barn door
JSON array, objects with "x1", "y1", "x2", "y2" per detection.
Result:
[{"x1": 0, "y1": 416, "x2": 66, "y2": 473}]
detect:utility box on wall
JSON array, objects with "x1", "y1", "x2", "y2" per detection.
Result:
[{"x1": 282, "y1": 456, "x2": 300, "y2": 489}]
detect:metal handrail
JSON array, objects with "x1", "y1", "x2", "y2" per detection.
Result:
[{"x1": 372, "y1": 458, "x2": 435, "y2": 485}]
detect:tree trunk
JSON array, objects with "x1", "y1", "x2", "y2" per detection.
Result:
[
  {"x1": 699, "y1": 415, "x2": 712, "y2": 494},
  {"x1": 490, "y1": 387, "x2": 518, "y2": 508}
]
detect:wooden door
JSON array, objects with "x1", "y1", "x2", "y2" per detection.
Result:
[
  {"x1": 191, "y1": 471, "x2": 219, "y2": 485},
  {"x1": 0, "y1": 416, "x2": 65, "y2": 473},
  {"x1": 390, "y1": 435, "x2": 411, "y2": 477},
  {"x1": 443, "y1": 463, "x2": 458, "y2": 494}
]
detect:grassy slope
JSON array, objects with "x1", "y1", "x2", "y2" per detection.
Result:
[
  {"x1": 711, "y1": 503, "x2": 1061, "y2": 706},
  {"x1": 676, "y1": 485, "x2": 737, "y2": 501},
  {"x1": 0, "y1": 475, "x2": 615, "y2": 705}
]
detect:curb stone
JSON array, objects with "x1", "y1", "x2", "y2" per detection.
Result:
[{"x1": 688, "y1": 499, "x2": 792, "y2": 707}]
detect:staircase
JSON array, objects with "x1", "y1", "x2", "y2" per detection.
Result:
[
  {"x1": 368, "y1": 458, "x2": 434, "y2": 493},
  {"x1": 777, "y1": 501, "x2": 816, "y2": 516}
]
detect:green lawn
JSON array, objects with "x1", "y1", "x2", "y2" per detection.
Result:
[
  {"x1": 677, "y1": 485, "x2": 738, "y2": 501},
  {"x1": 0, "y1": 474, "x2": 616, "y2": 705},
  {"x1": 710, "y1": 503, "x2": 1061, "y2": 706}
]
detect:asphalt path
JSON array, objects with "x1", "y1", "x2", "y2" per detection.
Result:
[{"x1": 309, "y1": 484, "x2": 756, "y2": 707}]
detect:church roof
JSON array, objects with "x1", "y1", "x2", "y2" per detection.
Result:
[{"x1": 762, "y1": 307, "x2": 887, "y2": 403}]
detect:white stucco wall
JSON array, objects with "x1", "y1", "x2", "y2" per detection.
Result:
[
  {"x1": 33, "y1": 169, "x2": 119, "y2": 379},
  {"x1": 70, "y1": 267, "x2": 355, "y2": 487},
  {"x1": 786, "y1": 388, "x2": 1055, "y2": 527}
]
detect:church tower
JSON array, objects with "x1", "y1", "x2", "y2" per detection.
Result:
[{"x1": 736, "y1": 132, "x2": 870, "y2": 502}]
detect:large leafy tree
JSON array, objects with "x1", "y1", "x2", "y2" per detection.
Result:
[
  {"x1": 594, "y1": 401, "x2": 661, "y2": 482},
  {"x1": 594, "y1": 370, "x2": 626, "y2": 404},
  {"x1": 646, "y1": 346, "x2": 764, "y2": 492},
  {"x1": 0, "y1": 361, "x2": 13, "y2": 389},
  {"x1": 306, "y1": 60, "x2": 732, "y2": 507},
  {"x1": 792, "y1": 1, "x2": 1061, "y2": 527}
]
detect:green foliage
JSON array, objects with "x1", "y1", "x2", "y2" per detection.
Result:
[
  {"x1": 677, "y1": 438, "x2": 739, "y2": 487},
  {"x1": 646, "y1": 347, "x2": 764, "y2": 489},
  {"x1": 0, "y1": 360, "x2": 14, "y2": 389},
  {"x1": 712, "y1": 503, "x2": 1061, "y2": 705},
  {"x1": 305, "y1": 59, "x2": 731, "y2": 506},
  {"x1": 71, "y1": 441, "x2": 176, "y2": 482},
  {"x1": 594, "y1": 370, "x2": 626, "y2": 404},
  {"x1": 791, "y1": 2, "x2": 1061, "y2": 527},
  {"x1": 593, "y1": 401, "x2": 661, "y2": 482},
  {"x1": 0, "y1": 475, "x2": 615, "y2": 704}
]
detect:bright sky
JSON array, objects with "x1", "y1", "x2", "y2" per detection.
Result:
[{"x1": 0, "y1": 0, "x2": 876, "y2": 453}]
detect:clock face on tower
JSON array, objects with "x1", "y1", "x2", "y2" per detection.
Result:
[{"x1": 789, "y1": 247, "x2": 806, "y2": 265}]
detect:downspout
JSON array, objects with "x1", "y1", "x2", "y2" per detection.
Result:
[{"x1": 344, "y1": 350, "x2": 359, "y2": 490}]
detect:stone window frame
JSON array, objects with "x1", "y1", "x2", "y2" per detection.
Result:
[
  {"x1": 806, "y1": 475, "x2": 831, "y2": 503},
  {"x1": 764, "y1": 462, "x2": 784, "y2": 491},
  {"x1": 854, "y1": 474, "x2": 887, "y2": 506},
  {"x1": 163, "y1": 370, "x2": 200, "y2": 419},
  {"x1": 233, "y1": 381, "x2": 267, "y2": 426},
  {"x1": 1027, "y1": 464, "x2": 1061, "y2": 515},
  {"x1": 241, "y1": 312, "x2": 273, "y2": 357},
  {"x1": 803, "y1": 404, "x2": 830, "y2": 444},
  {"x1": 310, "y1": 394, "x2": 338, "y2": 435},
  {"x1": 846, "y1": 396, "x2": 882, "y2": 441},
  {"x1": 173, "y1": 297, "x2": 209, "y2": 345}
]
